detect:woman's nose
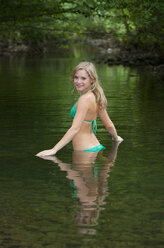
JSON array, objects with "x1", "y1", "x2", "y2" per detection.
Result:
[{"x1": 76, "y1": 78, "x2": 80, "y2": 83}]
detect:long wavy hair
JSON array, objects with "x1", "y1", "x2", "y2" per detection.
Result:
[{"x1": 72, "y1": 62, "x2": 107, "y2": 109}]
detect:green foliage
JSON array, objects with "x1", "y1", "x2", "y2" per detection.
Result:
[
  {"x1": 0, "y1": 0, "x2": 164, "y2": 54},
  {"x1": 0, "y1": 0, "x2": 98, "y2": 49},
  {"x1": 86, "y1": 0, "x2": 164, "y2": 53}
]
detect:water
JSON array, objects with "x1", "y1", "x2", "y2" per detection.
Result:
[{"x1": 0, "y1": 45, "x2": 164, "y2": 248}]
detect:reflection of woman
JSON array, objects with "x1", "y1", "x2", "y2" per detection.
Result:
[
  {"x1": 41, "y1": 142, "x2": 121, "y2": 234},
  {"x1": 36, "y1": 61, "x2": 123, "y2": 157}
]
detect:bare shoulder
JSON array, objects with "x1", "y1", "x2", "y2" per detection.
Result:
[
  {"x1": 78, "y1": 91, "x2": 95, "y2": 104},
  {"x1": 77, "y1": 92, "x2": 97, "y2": 114}
]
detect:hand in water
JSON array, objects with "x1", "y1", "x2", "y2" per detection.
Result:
[
  {"x1": 36, "y1": 148, "x2": 56, "y2": 157},
  {"x1": 113, "y1": 136, "x2": 123, "y2": 142}
]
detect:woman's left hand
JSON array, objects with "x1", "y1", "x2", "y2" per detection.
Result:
[
  {"x1": 112, "y1": 136, "x2": 123, "y2": 142},
  {"x1": 36, "y1": 148, "x2": 56, "y2": 157}
]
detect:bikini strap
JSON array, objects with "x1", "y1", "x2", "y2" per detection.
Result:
[
  {"x1": 91, "y1": 120, "x2": 97, "y2": 134},
  {"x1": 84, "y1": 119, "x2": 97, "y2": 134},
  {"x1": 80, "y1": 90, "x2": 88, "y2": 96}
]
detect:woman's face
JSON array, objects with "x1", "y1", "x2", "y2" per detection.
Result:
[{"x1": 73, "y1": 69, "x2": 91, "y2": 94}]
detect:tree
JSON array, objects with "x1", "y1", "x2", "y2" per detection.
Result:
[{"x1": 0, "y1": 0, "x2": 164, "y2": 55}]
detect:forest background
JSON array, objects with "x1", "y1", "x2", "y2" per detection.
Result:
[{"x1": 0, "y1": 0, "x2": 164, "y2": 67}]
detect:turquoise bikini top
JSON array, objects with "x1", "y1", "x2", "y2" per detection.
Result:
[{"x1": 70, "y1": 91, "x2": 97, "y2": 134}]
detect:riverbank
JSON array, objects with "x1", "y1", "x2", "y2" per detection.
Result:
[
  {"x1": 1, "y1": 38, "x2": 164, "y2": 75},
  {"x1": 0, "y1": 38, "x2": 66, "y2": 57},
  {"x1": 80, "y1": 38, "x2": 164, "y2": 74},
  {"x1": 0, "y1": 42, "x2": 44, "y2": 56}
]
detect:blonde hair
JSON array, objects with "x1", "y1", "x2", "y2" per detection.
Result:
[{"x1": 72, "y1": 61, "x2": 107, "y2": 109}]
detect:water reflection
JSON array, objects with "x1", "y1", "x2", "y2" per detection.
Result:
[{"x1": 40, "y1": 141, "x2": 121, "y2": 235}]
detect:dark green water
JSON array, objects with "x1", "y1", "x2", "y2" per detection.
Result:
[{"x1": 0, "y1": 46, "x2": 164, "y2": 248}]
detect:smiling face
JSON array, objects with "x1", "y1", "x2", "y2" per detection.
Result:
[{"x1": 73, "y1": 69, "x2": 92, "y2": 94}]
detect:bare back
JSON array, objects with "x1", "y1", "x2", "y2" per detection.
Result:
[{"x1": 72, "y1": 91, "x2": 100, "y2": 150}]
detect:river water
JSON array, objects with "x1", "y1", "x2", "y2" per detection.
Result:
[{"x1": 0, "y1": 45, "x2": 163, "y2": 248}]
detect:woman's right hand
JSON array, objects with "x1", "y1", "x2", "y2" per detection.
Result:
[{"x1": 36, "y1": 148, "x2": 56, "y2": 157}]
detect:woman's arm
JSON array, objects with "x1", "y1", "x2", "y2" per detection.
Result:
[
  {"x1": 36, "y1": 97, "x2": 89, "y2": 157},
  {"x1": 98, "y1": 108, "x2": 123, "y2": 142}
]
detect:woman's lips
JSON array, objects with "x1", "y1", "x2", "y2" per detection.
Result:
[{"x1": 76, "y1": 84, "x2": 83, "y2": 88}]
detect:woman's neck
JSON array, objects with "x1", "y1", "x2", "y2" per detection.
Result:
[{"x1": 79, "y1": 89, "x2": 91, "y2": 95}]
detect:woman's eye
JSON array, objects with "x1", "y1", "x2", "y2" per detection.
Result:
[
  {"x1": 82, "y1": 77, "x2": 86, "y2": 80},
  {"x1": 74, "y1": 76, "x2": 78, "y2": 79}
]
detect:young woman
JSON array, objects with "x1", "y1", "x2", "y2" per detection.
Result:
[{"x1": 36, "y1": 62, "x2": 123, "y2": 157}]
